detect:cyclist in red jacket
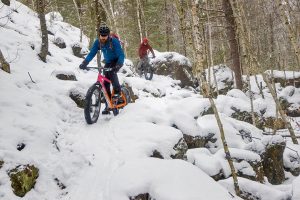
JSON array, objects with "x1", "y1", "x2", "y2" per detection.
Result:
[{"x1": 137, "y1": 38, "x2": 155, "y2": 71}]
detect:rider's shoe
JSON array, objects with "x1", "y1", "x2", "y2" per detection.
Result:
[{"x1": 102, "y1": 107, "x2": 110, "y2": 115}]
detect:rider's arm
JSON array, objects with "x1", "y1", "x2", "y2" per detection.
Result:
[
  {"x1": 148, "y1": 45, "x2": 155, "y2": 58},
  {"x1": 112, "y1": 38, "x2": 125, "y2": 66},
  {"x1": 85, "y1": 39, "x2": 100, "y2": 63}
]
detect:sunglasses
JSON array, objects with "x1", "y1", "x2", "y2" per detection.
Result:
[{"x1": 99, "y1": 34, "x2": 108, "y2": 37}]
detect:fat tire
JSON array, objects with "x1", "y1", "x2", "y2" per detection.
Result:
[
  {"x1": 121, "y1": 87, "x2": 131, "y2": 104},
  {"x1": 84, "y1": 84, "x2": 103, "y2": 124},
  {"x1": 144, "y1": 64, "x2": 153, "y2": 80}
]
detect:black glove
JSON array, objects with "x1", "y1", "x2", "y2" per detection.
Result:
[
  {"x1": 114, "y1": 64, "x2": 123, "y2": 73},
  {"x1": 79, "y1": 60, "x2": 89, "y2": 70}
]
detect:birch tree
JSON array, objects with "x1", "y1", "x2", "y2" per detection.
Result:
[
  {"x1": 72, "y1": 0, "x2": 83, "y2": 42},
  {"x1": 136, "y1": 0, "x2": 143, "y2": 42}
]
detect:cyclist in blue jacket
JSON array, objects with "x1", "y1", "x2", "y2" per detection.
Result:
[{"x1": 79, "y1": 23, "x2": 125, "y2": 114}]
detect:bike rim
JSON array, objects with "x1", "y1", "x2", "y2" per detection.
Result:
[{"x1": 89, "y1": 89, "x2": 102, "y2": 121}]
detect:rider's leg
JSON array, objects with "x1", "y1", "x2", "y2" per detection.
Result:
[
  {"x1": 104, "y1": 71, "x2": 112, "y2": 99},
  {"x1": 137, "y1": 59, "x2": 142, "y2": 70},
  {"x1": 110, "y1": 71, "x2": 121, "y2": 95}
]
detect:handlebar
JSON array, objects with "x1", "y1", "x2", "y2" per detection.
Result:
[{"x1": 85, "y1": 67, "x2": 113, "y2": 72}]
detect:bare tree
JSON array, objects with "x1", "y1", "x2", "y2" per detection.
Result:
[
  {"x1": 173, "y1": 0, "x2": 187, "y2": 56},
  {"x1": 263, "y1": 73, "x2": 299, "y2": 144},
  {"x1": 222, "y1": 0, "x2": 243, "y2": 89},
  {"x1": 191, "y1": 0, "x2": 204, "y2": 74},
  {"x1": 165, "y1": 0, "x2": 172, "y2": 51},
  {"x1": 36, "y1": 0, "x2": 48, "y2": 63},
  {"x1": 72, "y1": 0, "x2": 83, "y2": 42},
  {"x1": 136, "y1": 0, "x2": 143, "y2": 42},
  {"x1": 275, "y1": 0, "x2": 300, "y2": 69}
]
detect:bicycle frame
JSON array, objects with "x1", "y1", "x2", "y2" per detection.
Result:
[{"x1": 94, "y1": 68, "x2": 127, "y2": 109}]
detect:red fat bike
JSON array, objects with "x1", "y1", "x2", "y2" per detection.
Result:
[{"x1": 84, "y1": 67, "x2": 131, "y2": 124}]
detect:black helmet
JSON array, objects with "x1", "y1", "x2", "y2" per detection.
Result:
[{"x1": 98, "y1": 23, "x2": 110, "y2": 36}]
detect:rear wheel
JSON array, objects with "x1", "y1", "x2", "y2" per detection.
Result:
[
  {"x1": 84, "y1": 84, "x2": 104, "y2": 124},
  {"x1": 121, "y1": 87, "x2": 131, "y2": 104},
  {"x1": 144, "y1": 64, "x2": 153, "y2": 80}
]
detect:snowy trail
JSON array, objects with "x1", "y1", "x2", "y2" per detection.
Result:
[{"x1": 64, "y1": 114, "x2": 125, "y2": 200}]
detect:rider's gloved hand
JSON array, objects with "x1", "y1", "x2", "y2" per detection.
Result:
[
  {"x1": 79, "y1": 60, "x2": 89, "y2": 70},
  {"x1": 114, "y1": 64, "x2": 123, "y2": 73}
]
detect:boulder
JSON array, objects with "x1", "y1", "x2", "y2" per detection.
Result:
[
  {"x1": 69, "y1": 89, "x2": 85, "y2": 108},
  {"x1": 204, "y1": 65, "x2": 234, "y2": 96},
  {"x1": 130, "y1": 193, "x2": 151, "y2": 200},
  {"x1": 53, "y1": 37, "x2": 66, "y2": 49},
  {"x1": 8, "y1": 165, "x2": 39, "y2": 197},
  {"x1": 183, "y1": 134, "x2": 208, "y2": 149},
  {"x1": 261, "y1": 136, "x2": 286, "y2": 184},
  {"x1": 55, "y1": 71, "x2": 77, "y2": 81},
  {"x1": 286, "y1": 106, "x2": 300, "y2": 117},
  {"x1": 263, "y1": 117, "x2": 286, "y2": 130},
  {"x1": 0, "y1": 160, "x2": 3, "y2": 169},
  {"x1": 151, "y1": 52, "x2": 194, "y2": 87},
  {"x1": 1, "y1": 0, "x2": 10, "y2": 6},
  {"x1": 171, "y1": 138, "x2": 188, "y2": 159},
  {"x1": 150, "y1": 150, "x2": 163, "y2": 159},
  {"x1": 72, "y1": 43, "x2": 86, "y2": 58}
]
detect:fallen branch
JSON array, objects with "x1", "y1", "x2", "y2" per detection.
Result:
[{"x1": 28, "y1": 72, "x2": 36, "y2": 83}]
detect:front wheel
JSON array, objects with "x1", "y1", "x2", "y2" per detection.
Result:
[
  {"x1": 84, "y1": 84, "x2": 104, "y2": 124},
  {"x1": 144, "y1": 64, "x2": 153, "y2": 80}
]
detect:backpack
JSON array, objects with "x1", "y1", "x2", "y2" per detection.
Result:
[{"x1": 110, "y1": 33, "x2": 124, "y2": 48}]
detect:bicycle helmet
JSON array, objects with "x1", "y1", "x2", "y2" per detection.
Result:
[
  {"x1": 142, "y1": 38, "x2": 148, "y2": 44},
  {"x1": 98, "y1": 23, "x2": 110, "y2": 36}
]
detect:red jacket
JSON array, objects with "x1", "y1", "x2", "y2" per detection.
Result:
[{"x1": 138, "y1": 43, "x2": 155, "y2": 59}]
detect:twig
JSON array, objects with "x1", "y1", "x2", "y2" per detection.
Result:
[
  {"x1": 28, "y1": 72, "x2": 36, "y2": 83},
  {"x1": 7, "y1": 49, "x2": 20, "y2": 63}
]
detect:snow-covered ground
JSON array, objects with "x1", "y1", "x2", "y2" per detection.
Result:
[{"x1": 1, "y1": 1, "x2": 300, "y2": 200}]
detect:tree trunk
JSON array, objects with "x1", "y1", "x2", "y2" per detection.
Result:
[
  {"x1": 165, "y1": 0, "x2": 171, "y2": 51},
  {"x1": 262, "y1": 73, "x2": 299, "y2": 144},
  {"x1": 136, "y1": 0, "x2": 143, "y2": 42},
  {"x1": 191, "y1": 0, "x2": 204, "y2": 74},
  {"x1": 139, "y1": 0, "x2": 147, "y2": 38},
  {"x1": 108, "y1": 0, "x2": 119, "y2": 35},
  {"x1": 72, "y1": 0, "x2": 83, "y2": 42},
  {"x1": 276, "y1": 0, "x2": 300, "y2": 69},
  {"x1": 174, "y1": 0, "x2": 187, "y2": 56},
  {"x1": 36, "y1": 0, "x2": 48, "y2": 63},
  {"x1": 200, "y1": 74, "x2": 241, "y2": 197},
  {"x1": 222, "y1": 0, "x2": 242, "y2": 89}
]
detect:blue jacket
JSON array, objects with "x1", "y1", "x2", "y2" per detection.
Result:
[{"x1": 85, "y1": 37, "x2": 125, "y2": 66}]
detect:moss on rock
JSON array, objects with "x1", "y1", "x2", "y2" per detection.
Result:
[{"x1": 8, "y1": 165, "x2": 39, "y2": 197}]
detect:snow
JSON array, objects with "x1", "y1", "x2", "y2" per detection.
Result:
[
  {"x1": 151, "y1": 50, "x2": 192, "y2": 67},
  {"x1": 220, "y1": 177, "x2": 292, "y2": 200},
  {"x1": 109, "y1": 158, "x2": 241, "y2": 200},
  {"x1": 266, "y1": 70, "x2": 300, "y2": 79},
  {"x1": 1, "y1": 1, "x2": 300, "y2": 200}
]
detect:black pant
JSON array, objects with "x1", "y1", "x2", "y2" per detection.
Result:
[{"x1": 104, "y1": 61, "x2": 121, "y2": 99}]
